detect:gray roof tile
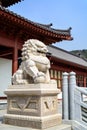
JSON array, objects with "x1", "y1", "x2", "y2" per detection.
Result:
[{"x1": 48, "y1": 45, "x2": 87, "y2": 67}]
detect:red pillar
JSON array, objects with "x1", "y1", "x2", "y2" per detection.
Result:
[
  {"x1": 12, "y1": 38, "x2": 18, "y2": 75},
  {"x1": 84, "y1": 76, "x2": 86, "y2": 87}
]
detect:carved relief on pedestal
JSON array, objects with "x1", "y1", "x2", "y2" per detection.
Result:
[
  {"x1": 43, "y1": 96, "x2": 57, "y2": 112},
  {"x1": 8, "y1": 96, "x2": 39, "y2": 112}
]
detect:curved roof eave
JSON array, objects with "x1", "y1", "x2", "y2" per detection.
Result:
[{"x1": 0, "y1": 6, "x2": 73, "y2": 42}]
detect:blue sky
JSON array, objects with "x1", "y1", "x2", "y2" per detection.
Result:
[{"x1": 8, "y1": 0, "x2": 87, "y2": 51}]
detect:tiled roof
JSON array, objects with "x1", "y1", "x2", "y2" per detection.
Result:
[
  {"x1": 0, "y1": 0, "x2": 23, "y2": 7},
  {"x1": 0, "y1": 6, "x2": 73, "y2": 41},
  {"x1": 48, "y1": 45, "x2": 87, "y2": 67}
]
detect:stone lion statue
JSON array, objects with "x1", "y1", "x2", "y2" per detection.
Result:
[{"x1": 12, "y1": 39, "x2": 51, "y2": 84}]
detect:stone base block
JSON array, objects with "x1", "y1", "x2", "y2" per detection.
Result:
[
  {"x1": 4, "y1": 83, "x2": 61, "y2": 129},
  {"x1": 4, "y1": 113, "x2": 62, "y2": 129}
]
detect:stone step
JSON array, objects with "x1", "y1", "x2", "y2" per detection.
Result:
[
  {"x1": 0, "y1": 123, "x2": 71, "y2": 130},
  {"x1": 46, "y1": 124, "x2": 71, "y2": 130},
  {"x1": 59, "y1": 124, "x2": 71, "y2": 130}
]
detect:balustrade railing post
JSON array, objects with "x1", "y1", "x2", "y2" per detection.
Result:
[
  {"x1": 69, "y1": 71, "x2": 76, "y2": 120},
  {"x1": 62, "y1": 72, "x2": 69, "y2": 120}
]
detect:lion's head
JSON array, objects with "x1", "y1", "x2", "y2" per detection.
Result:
[{"x1": 21, "y1": 39, "x2": 48, "y2": 61}]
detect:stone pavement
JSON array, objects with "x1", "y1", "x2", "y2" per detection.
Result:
[{"x1": 0, "y1": 123, "x2": 71, "y2": 130}]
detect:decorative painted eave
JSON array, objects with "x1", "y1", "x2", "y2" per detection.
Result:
[
  {"x1": 0, "y1": 0, "x2": 24, "y2": 8},
  {"x1": 0, "y1": 6, "x2": 73, "y2": 44}
]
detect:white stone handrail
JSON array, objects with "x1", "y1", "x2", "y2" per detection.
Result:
[
  {"x1": 81, "y1": 102, "x2": 87, "y2": 109},
  {"x1": 76, "y1": 87, "x2": 87, "y2": 95},
  {"x1": 62, "y1": 71, "x2": 87, "y2": 127}
]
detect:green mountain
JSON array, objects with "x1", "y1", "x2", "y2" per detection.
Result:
[{"x1": 70, "y1": 49, "x2": 87, "y2": 60}]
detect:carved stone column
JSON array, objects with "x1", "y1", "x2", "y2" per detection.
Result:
[
  {"x1": 69, "y1": 71, "x2": 76, "y2": 120},
  {"x1": 62, "y1": 72, "x2": 69, "y2": 120}
]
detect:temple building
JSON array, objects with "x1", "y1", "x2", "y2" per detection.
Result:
[
  {"x1": 0, "y1": 0, "x2": 87, "y2": 99},
  {"x1": 48, "y1": 45, "x2": 87, "y2": 89}
]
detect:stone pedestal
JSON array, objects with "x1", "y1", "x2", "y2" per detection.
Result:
[{"x1": 3, "y1": 83, "x2": 61, "y2": 129}]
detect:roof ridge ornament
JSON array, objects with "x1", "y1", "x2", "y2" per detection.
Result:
[
  {"x1": 67, "y1": 27, "x2": 72, "y2": 35},
  {"x1": 36, "y1": 23, "x2": 53, "y2": 28},
  {"x1": 68, "y1": 27, "x2": 72, "y2": 31},
  {"x1": 43, "y1": 23, "x2": 53, "y2": 28}
]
